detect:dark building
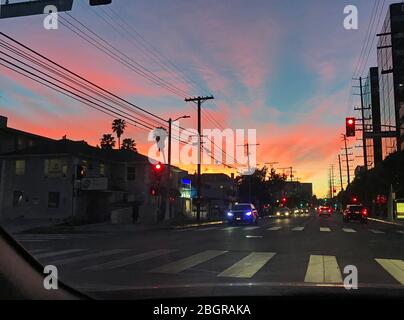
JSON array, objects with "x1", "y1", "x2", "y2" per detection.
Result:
[
  {"x1": 363, "y1": 67, "x2": 383, "y2": 168},
  {"x1": 377, "y1": 3, "x2": 404, "y2": 156}
]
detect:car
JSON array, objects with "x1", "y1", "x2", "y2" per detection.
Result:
[
  {"x1": 274, "y1": 207, "x2": 291, "y2": 218},
  {"x1": 343, "y1": 204, "x2": 368, "y2": 223},
  {"x1": 318, "y1": 206, "x2": 332, "y2": 216},
  {"x1": 226, "y1": 203, "x2": 259, "y2": 225}
]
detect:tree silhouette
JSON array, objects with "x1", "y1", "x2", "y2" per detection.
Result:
[
  {"x1": 100, "y1": 134, "x2": 116, "y2": 150},
  {"x1": 112, "y1": 119, "x2": 126, "y2": 149},
  {"x1": 121, "y1": 138, "x2": 137, "y2": 152}
]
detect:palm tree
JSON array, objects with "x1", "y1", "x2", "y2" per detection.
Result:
[
  {"x1": 112, "y1": 119, "x2": 126, "y2": 149},
  {"x1": 100, "y1": 134, "x2": 116, "y2": 150},
  {"x1": 121, "y1": 138, "x2": 137, "y2": 152}
]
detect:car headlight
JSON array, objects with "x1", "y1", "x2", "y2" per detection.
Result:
[
  {"x1": 227, "y1": 212, "x2": 233, "y2": 217},
  {"x1": 276, "y1": 212, "x2": 280, "y2": 216},
  {"x1": 285, "y1": 212, "x2": 289, "y2": 216},
  {"x1": 245, "y1": 211, "x2": 252, "y2": 216}
]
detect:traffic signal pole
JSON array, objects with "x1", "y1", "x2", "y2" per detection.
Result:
[{"x1": 185, "y1": 96, "x2": 214, "y2": 221}]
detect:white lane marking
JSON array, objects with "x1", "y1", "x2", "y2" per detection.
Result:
[
  {"x1": 304, "y1": 255, "x2": 342, "y2": 283},
  {"x1": 396, "y1": 231, "x2": 404, "y2": 234},
  {"x1": 218, "y1": 252, "x2": 276, "y2": 278},
  {"x1": 375, "y1": 259, "x2": 404, "y2": 285},
  {"x1": 18, "y1": 240, "x2": 48, "y2": 242},
  {"x1": 36, "y1": 249, "x2": 86, "y2": 259},
  {"x1": 244, "y1": 226, "x2": 260, "y2": 230},
  {"x1": 267, "y1": 226, "x2": 282, "y2": 231},
  {"x1": 49, "y1": 249, "x2": 127, "y2": 266},
  {"x1": 292, "y1": 227, "x2": 304, "y2": 231},
  {"x1": 342, "y1": 228, "x2": 356, "y2": 233},
  {"x1": 370, "y1": 229, "x2": 385, "y2": 234},
  {"x1": 28, "y1": 249, "x2": 49, "y2": 254},
  {"x1": 320, "y1": 227, "x2": 331, "y2": 232},
  {"x1": 151, "y1": 250, "x2": 227, "y2": 274},
  {"x1": 221, "y1": 227, "x2": 239, "y2": 230},
  {"x1": 84, "y1": 249, "x2": 175, "y2": 271},
  {"x1": 194, "y1": 227, "x2": 220, "y2": 232},
  {"x1": 245, "y1": 235, "x2": 263, "y2": 239}
]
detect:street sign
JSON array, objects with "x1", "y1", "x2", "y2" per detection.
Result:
[
  {"x1": 80, "y1": 178, "x2": 108, "y2": 190},
  {"x1": 396, "y1": 200, "x2": 404, "y2": 219}
]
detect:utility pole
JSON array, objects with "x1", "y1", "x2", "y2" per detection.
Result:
[
  {"x1": 279, "y1": 167, "x2": 294, "y2": 181},
  {"x1": 184, "y1": 96, "x2": 214, "y2": 221},
  {"x1": 342, "y1": 134, "x2": 351, "y2": 186},
  {"x1": 237, "y1": 142, "x2": 260, "y2": 203},
  {"x1": 166, "y1": 115, "x2": 190, "y2": 220},
  {"x1": 353, "y1": 77, "x2": 371, "y2": 171},
  {"x1": 338, "y1": 154, "x2": 343, "y2": 191}
]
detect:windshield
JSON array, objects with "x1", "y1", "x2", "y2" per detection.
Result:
[
  {"x1": 1, "y1": 0, "x2": 404, "y2": 304},
  {"x1": 232, "y1": 205, "x2": 252, "y2": 211}
]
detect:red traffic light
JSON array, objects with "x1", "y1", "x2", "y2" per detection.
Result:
[
  {"x1": 346, "y1": 117, "x2": 356, "y2": 137},
  {"x1": 352, "y1": 197, "x2": 358, "y2": 203},
  {"x1": 150, "y1": 187, "x2": 157, "y2": 196},
  {"x1": 155, "y1": 163, "x2": 162, "y2": 170},
  {"x1": 281, "y1": 197, "x2": 287, "y2": 203}
]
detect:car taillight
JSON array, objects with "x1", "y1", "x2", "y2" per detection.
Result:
[
  {"x1": 328, "y1": 209, "x2": 331, "y2": 213},
  {"x1": 362, "y1": 209, "x2": 368, "y2": 216}
]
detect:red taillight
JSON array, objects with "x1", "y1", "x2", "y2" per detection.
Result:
[
  {"x1": 362, "y1": 209, "x2": 368, "y2": 216},
  {"x1": 328, "y1": 209, "x2": 331, "y2": 213}
]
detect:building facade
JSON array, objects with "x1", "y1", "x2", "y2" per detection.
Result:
[{"x1": 377, "y1": 3, "x2": 404, "y2": 156}]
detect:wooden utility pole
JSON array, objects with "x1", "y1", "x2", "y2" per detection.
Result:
[
  {"x1": 338, "y1": 154, "x2": 343, "y2": 191},
  {"x1": 184, "y1": 96, "x2": 214, "y2": 221}
]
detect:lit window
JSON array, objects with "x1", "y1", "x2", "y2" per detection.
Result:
[{"x1": 15, "y1": 160, "x2": 25, "y2": 176}]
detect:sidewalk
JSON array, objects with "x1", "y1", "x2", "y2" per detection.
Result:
[
  {"x1": 1, "y1": 217, "x2": 225, "y2": 234},
  {"x1": 368, "y1": 216, "x2": 404, "y2": 227}
]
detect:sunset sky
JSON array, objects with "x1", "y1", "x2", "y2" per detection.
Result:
[{"x1": 0, "y1": 0, "x2": 393, "y2": 196}]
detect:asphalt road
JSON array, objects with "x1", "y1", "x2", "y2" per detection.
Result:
[{"x1": 12, "y1": 212, "x2": 404, "y2": 299}]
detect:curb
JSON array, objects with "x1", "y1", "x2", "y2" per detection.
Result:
[
  {"x1": 368, "y1": 217, "x2": 404, "y2": 227},
  {"x1": 172, "y1": 221, "x2": 225, "y2": 230}
]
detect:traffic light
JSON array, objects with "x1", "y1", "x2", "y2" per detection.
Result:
[
  {"x1": 76, "y1": 165, "x2": 85, "y2": 180},
  {"x1": 150, "y1": 187, "x2": 158, "y2": 196},
  {"x1": 352, "y1": 196, "x2": 358, "y2": 203},
  {"x1": 89, "y1": 0, "x2": 112, "y2": 5},
  {"x1": 346, "y1": 117, "x2": 356, "y2": 137},
  {"x1": 281, "y1": 197, "x2": 287, "y2": 204},
  {"x1": 151, "y1": 162, "x2": 165, "y2": 183}
]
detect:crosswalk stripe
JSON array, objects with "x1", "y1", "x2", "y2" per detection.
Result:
[
  {"x1": 221, "y1": 227, "x2": 239, "y2": 230},
  {"x1": 36, "y1": 249, "x2": 86, "y2": 259},
  {"x1": 49, "y1": 249, "x2": 127, "y2": 266},
  {"x1": 267, "y1": 226, "x2": 281, "y2": 231},
  {"x1": 292, "y1": 227, "x2": 304, "y2": 231},
  {"x1": 304, "y1": 255, "x2": 342, "y2": 283},
  {"x1": 375, "y1": 259, "x2": 404, "y2": 285},
  {"x1": 84, "y1": 249, "x2": 176, "y2": 271},
  {"x1": 151, "y1": 250, "x2": 227, "y2": 274},
  {"x1": 218, "y1": 252, "x2": 276, "y2": 278},
  {"x1": 320, "y1": 227, "x2": 331, "y2": 232},
  {"x1": 342, "y1": 228, "x2": 356, "y2": 233},
  {"x1": 244, "y1": 226, "x2": 260, "y2": 230},
  {"x1": 370, "y1": 229, "x2": 384, "y2": 234}
]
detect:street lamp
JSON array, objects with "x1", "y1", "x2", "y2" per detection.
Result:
[{"x1": 166, "y1": 115, "x2": 190, "y2": 220}]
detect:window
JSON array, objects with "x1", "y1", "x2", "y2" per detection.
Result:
[
  {"x1": 127, "y1": 166, "x2": 136, "y2": 181},
  {"x1": 48, "y1": 192, "x2": 60, "y2": 208},
  {"x1": 45, "y1": 159, "x2": 68, "y2": 177},
  {"x1": 13, "y1": 191, "x2": 23, "y2": 207},
  {"x1": 100, "y1": 163, "x2": 105, "y2": 176},
  {"x1": 15, "y1": 160, "x2": 25, "y2": 176}
]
